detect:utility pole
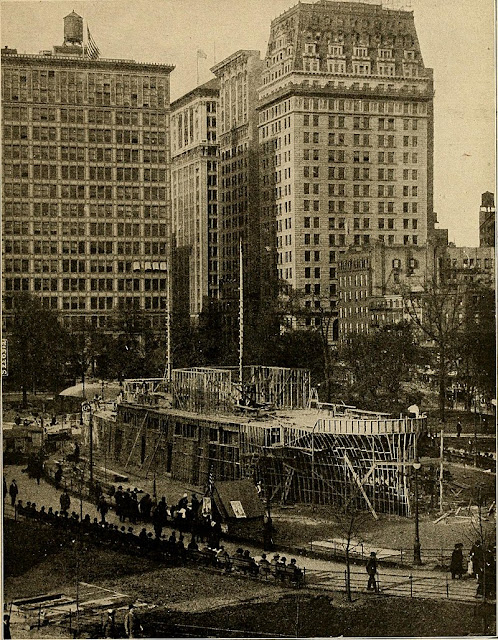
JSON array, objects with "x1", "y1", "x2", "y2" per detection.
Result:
[
  {"x1": 439, "y1": 430, "x2": 444, "y2": 513},
  {"x1": 89, "y1": 406, "x2": 93, "y2": 486}
]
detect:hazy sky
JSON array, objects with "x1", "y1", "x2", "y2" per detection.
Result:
[{"x1": 2, "y1": 0, "x2": 495, "y2": 246}]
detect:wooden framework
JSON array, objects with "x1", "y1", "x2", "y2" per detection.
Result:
[
  {"x1": 95, "y1": 394, "x2": 424, "y2": 517},
  {"x1": 169, "y1": 366, "x2": 311, "y2": 414}
]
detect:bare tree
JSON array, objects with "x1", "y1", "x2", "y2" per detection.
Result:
[{"x1": 402, "y1": 276, "x2": 469, "y2": 421}]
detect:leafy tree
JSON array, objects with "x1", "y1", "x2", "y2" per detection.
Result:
[
  {"x1": 454, "y1": 285, "x2": 495, "y2": 408},
  {"x1": 105, "y1": 308, "x2": 152, "y2": 381},
  {"x1": 193, "y1": 297, "x2": 225, "y2": 366},
  {"x1": 340, "y1": 322, "x2": 420, "y2": 412},
  {"x1": 277, "y1": 287, "x2": 338, "y2": 401},
  {"x1": 6, "y1": 293, "x2": 70, "y2": 406}
]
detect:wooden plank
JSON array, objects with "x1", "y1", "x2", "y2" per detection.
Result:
[{"x1": 344, "y1": 454, "x2": 378, "y2": 520}]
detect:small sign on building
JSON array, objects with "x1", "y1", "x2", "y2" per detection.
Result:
[
  {"x1": 230, "y1": 500, "x2": 246, "y2": 518},
  {"x1": 1, "y1": 339, "x2": 8, "y2": 377}
]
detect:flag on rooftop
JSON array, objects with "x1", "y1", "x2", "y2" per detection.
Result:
[
  {"x1": 86, "y1": 25, "x2": 100, "y2": 60},
  {"x1": 197, "y1": 49, "x2": 207, "y2": 59}
]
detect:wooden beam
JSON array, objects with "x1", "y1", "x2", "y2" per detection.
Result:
[{"x1": 344, "y1": 454, "x2": 378, "y2": 520}]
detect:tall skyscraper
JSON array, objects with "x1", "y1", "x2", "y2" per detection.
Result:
[
  {"x1": 258, "y1": 0, "x2": 434, "y2": 337},
  {"x1": 2, "y1": 12, "x2": 174, "y2": 334},
  {"x1": 170, "y1": 78, "x2": 220, "y2": 321},
  {"x1": 211, "y1": 50, "x2": 265, "y2": 358}
]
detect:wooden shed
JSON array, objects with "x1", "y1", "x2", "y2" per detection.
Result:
[{"x1": 212, "y1": 479, "x2": 265, "y2": 542}]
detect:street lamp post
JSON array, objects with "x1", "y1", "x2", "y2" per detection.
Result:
[{"x1": 413, "y1": 461, "x2": 422, "y2": 565}]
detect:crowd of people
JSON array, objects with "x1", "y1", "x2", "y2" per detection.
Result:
[{"x1": 12, "y1": 496, "x2": 304, "y2": 586}]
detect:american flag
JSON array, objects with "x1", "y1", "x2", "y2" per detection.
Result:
[
  {"x1": 86, "y1": 26, "x2": 100, "y2": 60},
  {"x1": 206, "y1": 465, "x2": 214, "y2": 495}
]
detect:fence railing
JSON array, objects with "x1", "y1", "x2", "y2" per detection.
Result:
[
  {"x1": 305, "y1": 567, "x2": 480, "y2": 602},
  {"x1": 307, "y1": 541, "x2": 476, "y2": 569}
]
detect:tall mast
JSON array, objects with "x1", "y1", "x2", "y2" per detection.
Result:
[{"x1": 239, "y1": 237, "x2": 244, "y2": 396}]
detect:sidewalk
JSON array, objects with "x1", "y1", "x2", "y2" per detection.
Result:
[{"x1": 3, "y1": 465, "x2": 484, "y2": 603}]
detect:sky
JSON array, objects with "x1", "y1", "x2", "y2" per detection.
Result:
[{"x1": 1, "y1": 0, "x2": 495, "y2": 247}]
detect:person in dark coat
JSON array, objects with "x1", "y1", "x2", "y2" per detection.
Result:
[
  {"x1": 4, "y1": 614, "x2": 12, "y2": 639},
  {"x1": 103, "y1": 609, "x2": 117, "y2": 638},
  {"x1": 115, "y1": 486, "x2": 124, "y2": 522},
  {"x1": 366, "y1": 551, "x2": 378, "y2": 591},
  {"x1": 139, "y1": 494, "x2": 152, "y2": 520},
  {"x1": 450, "y1": 543, "x2": 464, "y2": 579},
  {"x1": 98, "y1": 495, "x2": 109, "y2": 523},
  {"x1": 3, "y1": 476, "x2": 7, "y2": 503},
  {"x1": 152, "y1": 505, "x2": 163, "y2": 540},
  {"x1": 54, "y1": 465, "x2": 63, "y2": 490},
  {"x1": 60, "y1": 490, "x2": 70, "y2": 514},
  {"x1": 9, "y1": 480, "x2": 18, "y2": 507}
]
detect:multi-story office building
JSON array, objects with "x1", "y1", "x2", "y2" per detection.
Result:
[
  {"x1": 479, "y1": 191, "x2": 495, "y2": 248},
  {"x1": 258, "y1": 0, "x2": 434, "y2": 337},
  {"x1": 170, "y1": 78, "x2": 220, "y2": 321},
  {"x1": 337, "y1": 242, "x2": 432, "y2": 337},
  {"x1": 211, "y1": 51, "x2": 264, "y2": 356},
  {"x1": 439, "y1": 246, "x2": 495, "y2": 290},
  {"x1": 2, "y1": 12, "x2": 174, "y2": 333}
]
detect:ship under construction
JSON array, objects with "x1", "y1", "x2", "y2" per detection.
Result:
[{"x1": 92, "y1": 365, "x2": 426, "y2": 518}]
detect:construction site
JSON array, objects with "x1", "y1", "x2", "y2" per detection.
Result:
[{"x1": 92, "y1": 366, "x2": 426, "y2": 518}]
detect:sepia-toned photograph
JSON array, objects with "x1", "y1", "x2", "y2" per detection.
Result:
[{"x1": 1, "y1": 0, "x2": 496, "y2": 637}]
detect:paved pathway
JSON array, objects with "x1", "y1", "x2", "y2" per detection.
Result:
[{"x1": 3, "y1": 465, "x2": 484, "y2": 603}]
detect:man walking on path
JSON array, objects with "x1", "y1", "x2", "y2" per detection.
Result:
[
  {"x1": 9, "y1": 480, "x2": 18, "y2": 507},
  {"x1": 366, "y1": 551, "x2": 378, "y2": 592},
  {"x1": 124, "y1": 603, "x2": 142, "y2": 638}
]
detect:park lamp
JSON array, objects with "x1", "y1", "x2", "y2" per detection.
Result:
[{"x1": 413, "y1": 461, "x2": 422, "y2": 565}]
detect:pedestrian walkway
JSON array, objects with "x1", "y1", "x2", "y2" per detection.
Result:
[{"x1": 3, "y1": 465, "x2": 486, "y2": 604}]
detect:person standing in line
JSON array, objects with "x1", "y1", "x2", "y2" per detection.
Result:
[
  {"x1": 98, "y1": 495, "x2": 109, "y2": 523},
  {"x1": 456, "y1": 421, "x2": 462, "y2": 438},
  {"x1": 60, "y1": 489, "x2": 70, "y2": 514},
  {"x1": 9, "y1": 480, "x2": 18, "y2": 507},
  {"x1": 366, "y1": 551, "x2": 378, "y2": 592}
]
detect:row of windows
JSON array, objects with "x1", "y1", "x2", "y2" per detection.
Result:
[
  {"x1": 301, "y1": 200, "x2": 419, "y2": 214},
  {"x1": 3, "y1": 183, "x2": 167, "y2": 200},
  {"x1": 3, "y1": 145, "x2": 167, "y2": 164},
  {"x1": 5, "y1": 240, "x2": 167, "y2": 255},
  {"x1": 3, "y1": 164, "x2": 167, "y2": 182},
  {"x1": 301, "y1": 131, "x2": 419, "y2": 147},
  {"x1": 3, "y1": 201, "x2": 167, "y2": 219},
  {"x1": 3, "y1": 125, "x2": 167, "y2": 145},
  {"x1": 260, "y1": 98, "x2": 426, "y2": 123},
  {"x1": 299, "y1": 114, "x2": 419, "y2": 130},
  {"x1": 4, "y1": 106, "x2": 159, "y2": 125},
  {"x1": 4, "y1": 221, "x2": 168, "y2": 237}
]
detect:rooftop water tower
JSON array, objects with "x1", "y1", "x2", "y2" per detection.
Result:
[{"x1": 63, "y1": 11, "x2": 83, "y2": 46}]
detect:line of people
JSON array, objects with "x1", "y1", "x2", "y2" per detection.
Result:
[
  {"x1": 110, "y1": 487, "x2": 221, "y2": 544},
  {"x1": 13, "y1": 499, "x2": 304, "y2": 586}
]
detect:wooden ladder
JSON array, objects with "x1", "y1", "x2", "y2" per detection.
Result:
[
  {"x1": 281, "y1": 465, "x2": 295, "y2": 504},
  {"x1": 124, "y1": 411, "x2": 148, "y2": 471}
]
